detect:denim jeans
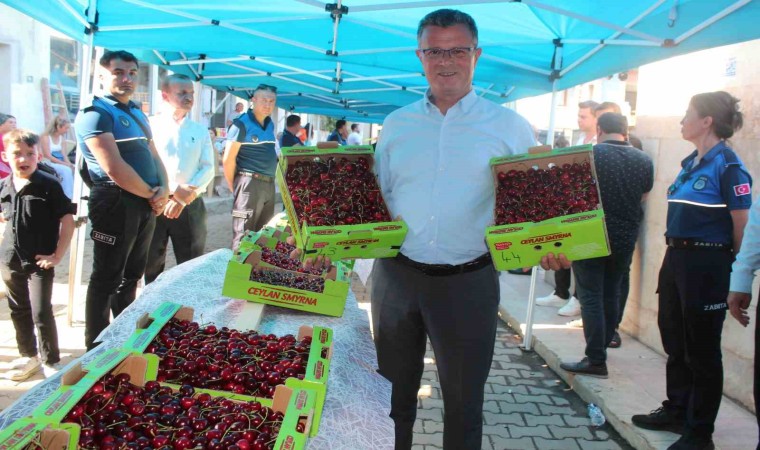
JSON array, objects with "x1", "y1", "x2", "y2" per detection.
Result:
[{"x1": 572, "y1": 249, "x2": 634, "y2": 364}]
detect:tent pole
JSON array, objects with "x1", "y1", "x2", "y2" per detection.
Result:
[
  {"x1": 546, "y1": 79, "x2": 558, "y2": 146},
  {"x1": 67, "y1": 0, "x2": 98, "y2": 327}
]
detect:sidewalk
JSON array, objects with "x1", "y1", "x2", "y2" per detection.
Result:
[{"x1": 499, "y1": 270, "x2": 757, "y2": 450}]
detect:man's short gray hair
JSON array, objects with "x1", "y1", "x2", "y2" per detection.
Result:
[
  {"x1": 160, "y1": 73, "x2": 193, "y2": 92},
  {"x1": 417, "y1": 9, "x2": 478, "y2": 44}
]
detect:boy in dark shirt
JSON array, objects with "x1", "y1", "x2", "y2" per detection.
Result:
[{"x1": 0, "y1": 129, "x2": 75, "y2": 380}]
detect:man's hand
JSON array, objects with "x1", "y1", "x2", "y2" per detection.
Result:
[
  {"x1": 173, "y1": 184, "x2": 197, "y2": 206},
  {"x1": 163, "y1": 199, "x2": 185, "y2": 219},
  {"x1": 286, "y1": 236, "x2": 332, "y2": 271},
  {"x1": 35, "y1": 253, "x2": 62, "y2": 270},
  {"x1": 149, "y1": 186, "x2": 169, "y2": 216},
  {"x1": 539, "y1": 253, "x2": 571, "y2": 271},
  {"x1": 727, "y1": 291, "x2": 752, "y2": 327}
]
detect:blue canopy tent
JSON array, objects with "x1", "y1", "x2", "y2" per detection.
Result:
[{"x1": 3, "y1": 0, "x2": 760, "y2": 340}]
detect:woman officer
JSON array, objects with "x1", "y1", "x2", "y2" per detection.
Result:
[{"x1": 632, "y1": 91, "x2": 752, "y2": 450}]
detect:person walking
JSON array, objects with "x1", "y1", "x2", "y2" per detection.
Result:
[
  {"x1": 632, "y1": 91, "x2": 752, "y2": 450},
  {"x1": 145, "y1": 74, "x2": 214, "y2": 283}
]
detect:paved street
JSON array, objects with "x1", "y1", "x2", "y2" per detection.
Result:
[{"x1": 0, "y1": 198, "x2": 632, "y2": 449}]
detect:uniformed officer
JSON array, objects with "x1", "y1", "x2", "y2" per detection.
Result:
[
  {"x1": 75, "y1": 50, "x2": 169, "y2": 350},
  {"x1": 222, "y1": 85, "x2": 278, "y2": 249},
  {"x1": 633, "y1": 91, "x2": 752, "y2": 450}
]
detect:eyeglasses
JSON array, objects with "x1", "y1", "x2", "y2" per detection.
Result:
[
  {"x1": 418, "y1": 47, "x2": 476, "y2": 60},
  {"x1": 255, "y1": 84, "x2": 278, "y2": 93}
]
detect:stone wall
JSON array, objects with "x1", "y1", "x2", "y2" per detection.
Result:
[{"x1": 622, "y1": 39, "x2": 760, "y2": 411}]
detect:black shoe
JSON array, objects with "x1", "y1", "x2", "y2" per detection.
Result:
[
  {"x1": 608, "y1": 331, "x2": 621, "y2": 349},
  {"x1": 560, "y1": 357, "x2": 608, "y2": 378},
  {"x1": 632, "y1": 406, "x2": 685, "y2": 434},
  {"x1": 667, "y1": 434, "x2": 714, "y2": 450},
  {"x1": 507, "y1": 268, "x2": 532, "y2": 275}
]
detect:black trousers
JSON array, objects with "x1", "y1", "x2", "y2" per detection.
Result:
[
  {"x1": 0, "y1": 254, "x2": 59, "y2": 364},
  {"x1": 658, "y1": 247, "x2": 732, "y2": 438},
  {"x1": 572, "y1": 249, "x2": 634, "y2": 363},
  {"x1": 144, "y1": 199, "x2": 207, "y2": 284},
  {"x1": 231, "y1": 175, "x2": 275, "y2": 250},
  {"x1": 85, "y1": 186, "x2": 156, "y2": 350},
  {"x1": 555, "y1": 267, "x2": 577, "y2": 299},
  {"x1": 370, "y1": 257, "x2": 500, "y2": 450}
]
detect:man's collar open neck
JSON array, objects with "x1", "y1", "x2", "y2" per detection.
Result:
[
  {"x1": 252, "y1": 110, "x2": 271, "y2": 126},
  {"x1": 107, "y1": 93, "x2": 131, "y2": 105},
  {"x1": 426, "y1": 88, "x2": 476, "y2": 115}
]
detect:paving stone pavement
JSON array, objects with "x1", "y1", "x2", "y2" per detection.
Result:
[{"x1": 351, "y1": 279, "x2": 634, "y2": 450}]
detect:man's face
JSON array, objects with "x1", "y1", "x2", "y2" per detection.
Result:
[
  {"x1": 417, "y1": 24, "x2": 481, "y2": 101},
  {"x1": 339, "y1": 126, "x2": 348, "y2": 139},
  {"x1": 235, "y1": 103, "x2": 244, "y2": 113},
  {"x1": 163, "y1": 81, "x2": 194, "y2": 112},
  {"x1": 577, "y1": 108, "x2": 596, "y2": 133},
  {"x1": 2, "y1": 141, "x2": 39, "y2": 179},
  {"x1": 101, "y1": 58, "x2": 138, "y2": 98},
  {"x1": 252, "y1": 91, "x2": 276, "y2": 118}
]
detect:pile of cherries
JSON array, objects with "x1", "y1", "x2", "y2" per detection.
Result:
[
  {"x1": 145, "y1": 318, "x2": 312, "y2": 398},
  {"x1": 285, "y1": 156, "x2": 391, "y2": 226},
  {"x1": 250, "y1": 269, "x2": 325, "y2": 293},
  {"x1": 61, "y1": 373, "x2": 293, "y2": 450},
  {"x1": 495, "y1": 161, "x2": 599, "y2": 225},
  {"x1": 260, "y1": 247, "x2": 323, "y2": 276}
]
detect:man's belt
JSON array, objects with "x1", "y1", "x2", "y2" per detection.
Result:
[
  {"x1": 91, "y1": 180, "x2": 119, "y2": 188},
  {"x1": 237, "y1": 171, "x2": 273, "y2": 182},
  {"x1": 396, "y1": 253, "x2": 492, "y2": 276},
  {"x1": 666, "y1": 238, "x2": 731, "y2": 251}
]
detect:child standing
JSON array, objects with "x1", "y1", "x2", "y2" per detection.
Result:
[{"x1": 0, "y1": 129, "x2": 75, "y2": 381}]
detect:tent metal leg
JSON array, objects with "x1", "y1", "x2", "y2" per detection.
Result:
[{"x1": 521, "y1": 266, "x2": 539, "y2": 352}]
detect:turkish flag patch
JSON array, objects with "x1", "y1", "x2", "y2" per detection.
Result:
[{"x1": 733, "y1": 183, "x2": 751, "y2": 196}]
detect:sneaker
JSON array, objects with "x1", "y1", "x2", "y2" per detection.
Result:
[
  {"x1": 608, "y1": 331, "x2": 621, "y2": 348},
  {"x1": 567, "y1": 318, "x2": 584, "y2": 328},
  {"x1": 558, "y1": 296, "x2": 581, "y2": 316},
  {"x1": 536, "y1": 291, "x2": 568, "y2": 307},
  {"x1": 632, "y1": 405, "x2": 685, "y2": 434},
  {"x1": 560, "y1": 357, "x2": 608, "y2": 378},
  {"x1": 667, "y1": 434, "x2": 714, "y2": 450},
  {"x1": 10, "y1": 356, "x2": 41, "y2": 381},
  {"x1": 507, "y1": 268, "x2": 532, "y2": 276},
  {"x1": 42, "y1": 362, "x2": 63, "y2": 378}
]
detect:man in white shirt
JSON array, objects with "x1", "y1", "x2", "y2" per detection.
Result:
[
  {"x1": 346, "y1": 123, "x2": 362, "y2": 145},
  {"x1": 575, "y1": 100, "x2": 599, "y2": 145},
  {"x1": 369, "y1": 9, "x2": 569, "y2": 450},
  {"x1": 145, "y1": 74, "x2": 215, "y2": 283}
]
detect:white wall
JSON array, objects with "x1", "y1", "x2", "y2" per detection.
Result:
[{"x1": 0, "y1": 4, "x2": 53, "y2": 132}]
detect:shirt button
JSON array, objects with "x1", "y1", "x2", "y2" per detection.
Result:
[
  {"x1": 430, "y1": 216, "x2": 435, "y2": 221},
  {"x1": 439, "y1": 167, "x2": 444, "y2": 172},
  {"x1": 429, "y1": 240, "x2": 435, "y2": 245}
]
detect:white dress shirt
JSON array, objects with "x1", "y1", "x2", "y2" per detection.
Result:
[
  {"x1": 375, "y1": 89, "x2": 536, "y2": 265},
  {"x1": 730, "y1": 196, "x2": 760, "y2": 293},
  {"x1": 149, "y1": 112, "x2": 215, "y2": 193},
  {"x1": 347, "y1": 131, "x2": 362, "y2": 145}
]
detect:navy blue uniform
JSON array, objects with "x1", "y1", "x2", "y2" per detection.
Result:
[
  {"x1": 327, "y1": 130, "x2": 346, "y2": 145},
  {"x1": 658, "y1": 141, "x2": 752, "y2": 439},
  {"x1": 279, "y1": 129, "x2": 303, "y2": 148},
  {"x1": 75, "y1": 95, "x2": 160, "y2": 349},
  {"x1": 229, "y1": 111, "x2": 277, "y2": 249}
]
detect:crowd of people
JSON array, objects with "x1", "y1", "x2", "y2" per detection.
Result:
[{"x1": 0, "y1": 7, "x2": 758, "y2": 450}]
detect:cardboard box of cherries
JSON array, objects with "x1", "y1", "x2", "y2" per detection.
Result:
[
  {"x1": 276, "y1": 145, "x2": 407, "y2": 261},
  {"x1": 485, "y1": 145, "x2": 611, "y2": 270},
  {"x1": 27, "y1": 348, "x2": 315, "y2": 450},
  {"x1": 123, "y1": 302, "x2": 334, "y2": 436}
]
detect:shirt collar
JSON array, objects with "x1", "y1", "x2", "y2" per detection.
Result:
[
  {"x1": 102, "y1": 95, "x2": 139, "y2": 110},
  {"x1": 423, "y1": 88, "x2": 478, "y2": 115},
  {"x1": 246, "y1": 110, "x2": 271, "y2": 129},
  {"x1": 680, "y1": 141, "x2": 727, "y2": 168},
  {"x1": 600, "y1": 139, "x2": 630, "y2": 146}
]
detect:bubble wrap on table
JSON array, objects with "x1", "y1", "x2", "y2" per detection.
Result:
[{"x1": 0, "y1": 249, "x2": 394, "y2": 449}]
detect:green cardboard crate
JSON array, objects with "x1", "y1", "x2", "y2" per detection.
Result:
[
  {"x1": 31, "y1": 349, "x2": 315, "y2": 448},
  {"x1": 123, "y1": 302, "x2": 333, "y2": 436},
  {"x1": 0, "y1": 419, "x2": 78, "y2": 450},
  {"x1": 224, "y1": 247, "x2": 350, "y2": 317},
  {"x1": 277, "y1": 145, "x2": 407, "y2": 261},
  {"x1": 486, "y1": 145, "x2": 610, "y2": 270}
]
